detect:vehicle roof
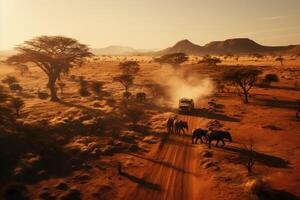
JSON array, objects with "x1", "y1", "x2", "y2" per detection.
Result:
[{"x1": 179, "y1": 98, "x2": 193, "y2": 101}]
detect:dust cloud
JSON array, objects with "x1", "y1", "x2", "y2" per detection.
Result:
[{"x1": 155, "y1": 65, "x2": 214, "y2": 107}]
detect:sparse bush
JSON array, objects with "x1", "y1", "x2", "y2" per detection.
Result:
[
  {"x1": 9, "y1": 83, "x2": 23, "y2": 93},
  {"x1": 123, "y1": 91, "x2": 132, "y2": 99},
  {"x1": 90, "y1": 81, "x2": 104, "y2": 96},
  {"x1": 126, "y1": 107, "x2": 144, "y2": 125},
  {"x1": 10, "y1": 97, "x2": 24, "y2": 116},
  {"x1": 2, "y1": 75, "x2": 18, "y2": 85},
  {"x1": 198, "y1": 55, "x2": 221, "y2": 66},
  {"x1": 70, "y1": 75, "x2": 76, "y2": 81},
  {"x1": 242, "y1": 137, "x2": 256, "y2": 175},
  {"x1": 155, "y1": 53, "x2": 188, "y2": 68},
  {"x1": 263, "y1": 73, "x2": 279, "y2": 86},
  {"x1": 0, "y1": 85, "x2": 16, "y2": 129}
]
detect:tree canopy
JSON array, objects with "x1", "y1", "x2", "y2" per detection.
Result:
[
  {"x1": 119, "y1": 61, "x2": 140, "y2": 75},
  {"x1": 7, "y1": 36, "x2": 93, "y2": 101},
  {"x1": 223, "y1": 67, "x2": 262, "y2": 103}
]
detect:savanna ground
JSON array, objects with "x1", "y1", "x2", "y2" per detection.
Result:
[{"x1": 0, "y1": 55, "x2": 300, "y2": 200}]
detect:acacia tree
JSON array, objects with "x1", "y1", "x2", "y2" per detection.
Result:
[
  {"x1": 223, "y1": 68, "x2": 262, "y2": 103},
  {"x1": 155, "y1": 52, "x2": 188, "y2": 68},
  {"x1": 114, "y1": 61, "x2": 140, "y2": 99},
  {"x1": 113, "y1": 74, "x2": 133, "y2": 96},
  {"x1": 6, "y1": 36, "x2": 92, "y2": 101}
]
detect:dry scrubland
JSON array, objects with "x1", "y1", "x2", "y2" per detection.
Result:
[{"x1": 0, "y1": 55, "x2": 300, "y2": 200}]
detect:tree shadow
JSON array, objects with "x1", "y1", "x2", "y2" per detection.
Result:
[
  {"x1": 58, "y1": 99, "x2": 104, "y2": 114},
  {"x1": 257, "y1": 188, "x2": 300, "y2": 200},
  {"x1": 119, "y1": 171, "x2": 162, "y2": 191},
  {"x1": 220, "y1": 146, "x2": 290, "y2": 168},
  {"x1": 141, "y1": 102, "x2": 177, "y2": 113},
  {"x1": 254, "y1": 97, "x2": 298, "y2": 110},
  {"x1": 184, "y1": 108, "x2": 240, "y2": 122},
  {"x1": 127, "y1": 124, "x2": 151, "y2": 135},
  {"x1": 257, "y1": 84, "x2": 300, "y2": 92}
]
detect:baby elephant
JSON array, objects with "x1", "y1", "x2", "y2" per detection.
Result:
[{"x1": 192, "y1": 128, "x2": 208, "y2": 144}]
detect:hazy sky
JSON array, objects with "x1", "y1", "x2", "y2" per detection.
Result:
[{"x1": 1, "y1": 0, "x2": 300, "y2": 50}]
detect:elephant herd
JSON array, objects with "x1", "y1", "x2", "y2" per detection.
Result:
[{"x1": 166, "y1": 117, "x2": 232, "y2": 148}]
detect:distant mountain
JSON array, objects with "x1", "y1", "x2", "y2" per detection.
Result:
[
  {"x1": 91, "y1": 45, "x2": 152, "y2": 55},
  {"x1": 158, "y1": 39, "x2": 205, "y2": 55},
  {"x1": 157, "y1": 38, "x2": 299, "y2": 55},
  {"x1": 287, "y1": 45, "x2": 300, "y2": 55}
]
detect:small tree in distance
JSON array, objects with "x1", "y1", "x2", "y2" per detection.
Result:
[
  {"x1": 242, "y1": 136, "x2": 256, "y2": 175},
  {"x1": 7, "y1": 36, "x2": 93, "y2": 101},
  {"x1": 275, "y1": 56, "x2": 284, "y2": 66},
  {"x1": 223, "y1": 67, "x2": 262, "y2": 103},
  {"x1": 155, "y1": 53, "x2": 188, "y2": 68},
  {"x1": 114, "y1": 61, "x2": 140, "y2": 99},
  {"x1": 2, "y1": 76, "x2": 18, "y2": 85},
  {"x1": 113, "y1": 75, "x2": 133, "y2": 98}
]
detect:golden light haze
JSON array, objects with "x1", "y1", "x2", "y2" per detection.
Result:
[{"x1": 1, "y1": 0, "x2": 300, "y2": 50}]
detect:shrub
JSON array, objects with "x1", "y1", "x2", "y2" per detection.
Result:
[
  {"x1": 155, "y1": 53, "x2": 188, "y2": 68},
  {"x1": 10, "y1": 97, "x2": 24, "y2": 116},
  {"x1": 198, "y1": 55, "x2": 222, "y2": 66},
  {"x1": 126, "y1": 107, "x2": 144, "y2": 125},
  {"x1": 2, "y1": 75, "x2": 18, "y2": 85},
  {"x1": 9, "y1": 83, "x2": 23, "y2": 93},
  {"x1": 90, "y1": 81, "x2": 104, "y2": 95},
  {"x1": 263, "y1": 73, "x2": 279, "y2": 85}
]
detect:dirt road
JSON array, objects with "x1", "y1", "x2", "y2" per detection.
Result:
[{"x1": 124, "y1": 113, "x2": 217, "y2": 200}]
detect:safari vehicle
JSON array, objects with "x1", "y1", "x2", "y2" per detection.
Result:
[{"x1": 178, "y1": 98, "x2": 194, "y2": 113}]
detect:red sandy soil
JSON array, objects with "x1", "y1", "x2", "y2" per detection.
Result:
[{"x1": 0, "y1": 55, "x2": 300, "y2": 199}]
